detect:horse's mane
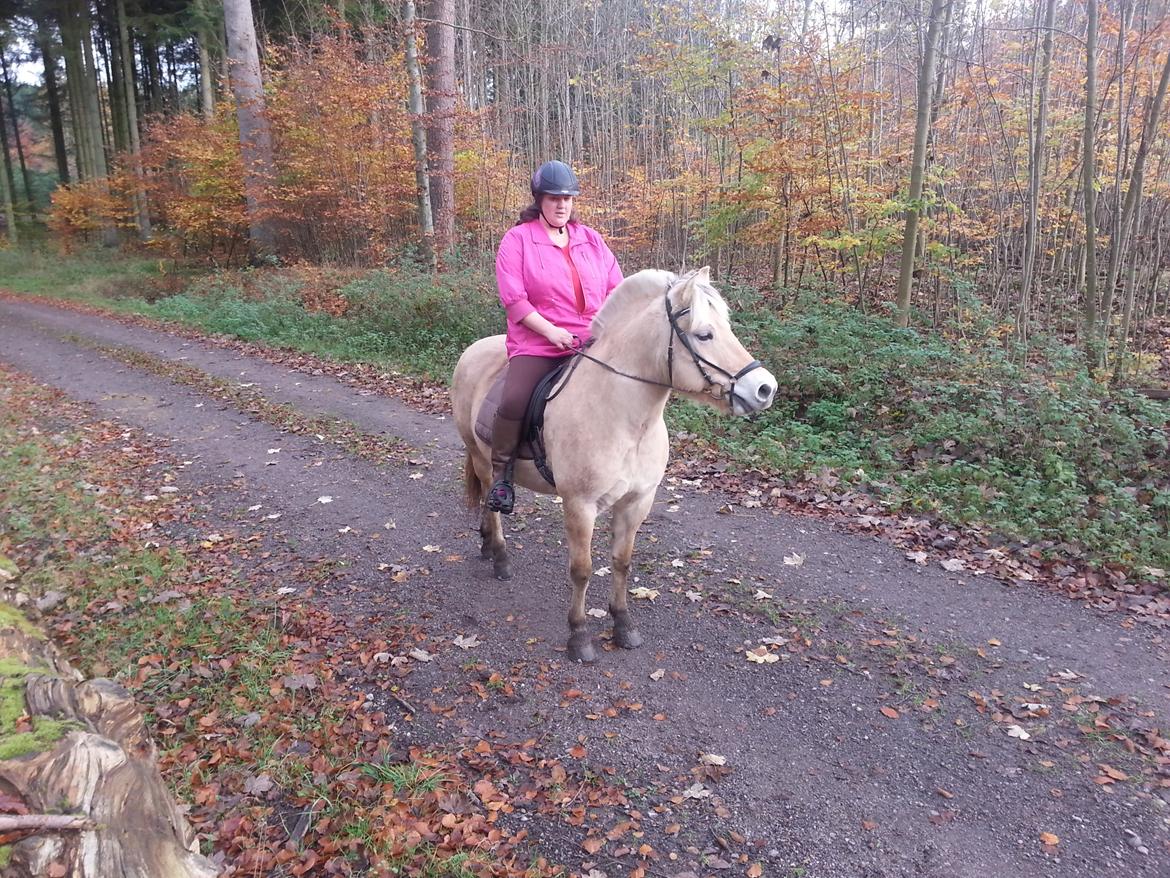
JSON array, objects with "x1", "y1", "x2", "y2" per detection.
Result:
[{"x1": 591, "y1": 268, "x2": 729, "y2": 339}]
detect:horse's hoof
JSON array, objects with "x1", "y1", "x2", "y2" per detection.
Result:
[
  {"x1": 567, "y1": 632, "x2": 597, "y2": 663},
  {"x1": 568, "y1": 641, "x2": 597, "y2": 663},
  {"x1": 494, "y1": 559, "x2": 513, "y2": 581},
  {"x1": 612, "y1": 626, "x2": 644, "y2": 650}
]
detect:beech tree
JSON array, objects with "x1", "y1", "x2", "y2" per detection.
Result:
[{"x1": 222, "y1": 0, "x2": 276, "y2": 253}]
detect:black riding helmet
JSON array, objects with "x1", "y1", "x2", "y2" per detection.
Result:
[{"x1": 531, "y1": 160, "x2": 580, "y2": 198}]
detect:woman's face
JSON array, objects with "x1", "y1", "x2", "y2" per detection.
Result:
[{"x1": 540, "y1": 194, "x2": 574, "y2": 228}]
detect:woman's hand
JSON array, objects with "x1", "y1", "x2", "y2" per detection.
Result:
[{"x1": 544, "y1": 326, "x2": 575, "y2": 350}]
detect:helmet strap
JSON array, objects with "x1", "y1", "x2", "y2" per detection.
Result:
[{"x1": 540, "y1": 205, "x2": 566, "y2": 234}]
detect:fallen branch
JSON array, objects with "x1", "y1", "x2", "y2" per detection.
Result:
[{"x1": 0, "y1": 814, "x2": 96, "y2": 833}]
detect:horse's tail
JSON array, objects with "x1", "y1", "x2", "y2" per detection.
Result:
[{"x1": 464, "y1": 450, "x2": 484, "y2": 509}]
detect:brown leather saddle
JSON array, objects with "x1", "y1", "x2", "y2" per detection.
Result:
[{"x1": 474, "y1": 361, "x2": 570, "y2": 486}]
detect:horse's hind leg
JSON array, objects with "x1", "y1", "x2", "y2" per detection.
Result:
[
  {"x1": 608, "y1": 492, "x2": 654, "y2": 650},
  {"x1": 563, "y1": 498, "x2": 599, "y2": 663},
  {"x1": 471, "y1": 450, "x2": 511, "y2": 579}
]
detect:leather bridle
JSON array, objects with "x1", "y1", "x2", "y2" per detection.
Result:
[{"x1": 551, "y1": 277, "x2": 766, "y2": 414}]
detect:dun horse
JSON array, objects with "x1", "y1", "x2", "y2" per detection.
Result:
[{"x1": 451, "y1": 268, "x2": 776, "y2": 662}]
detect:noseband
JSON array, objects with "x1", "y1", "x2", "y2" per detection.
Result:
[{"x1": 556, "y1": 279, "x2": 765, "y2": 413}]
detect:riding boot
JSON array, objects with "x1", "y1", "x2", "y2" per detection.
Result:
[{"x1": 486, "y1": 415, "x2": 524, "y2": 514}]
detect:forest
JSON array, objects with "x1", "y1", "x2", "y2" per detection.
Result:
[
  {"x1": 3, "y1": 2, "x2": 1170, "y2": 875},
  {"x1": 0, "y1": 0, "x2": 1163, "y2": 353}
]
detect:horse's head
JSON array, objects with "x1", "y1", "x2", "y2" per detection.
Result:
[{"x1": 666, "y1": 267, "x2": 776, "y2": 417}]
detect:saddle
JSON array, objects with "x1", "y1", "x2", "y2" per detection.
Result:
[{"x1": 474, "y1": 361, "x2": 570, "y2": 487}]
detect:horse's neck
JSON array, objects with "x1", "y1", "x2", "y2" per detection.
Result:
[{"x1": 553, "y1": 315, "x2": 672, "y2": 432}]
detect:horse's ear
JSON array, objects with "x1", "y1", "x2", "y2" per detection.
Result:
[{"x1": 695, "y1": 266, "x2": 711, "y2": 284}]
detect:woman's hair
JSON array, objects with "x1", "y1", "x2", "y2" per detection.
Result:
[{"x1": 517, "y1": 195, "x2": 580, "y2": 225}]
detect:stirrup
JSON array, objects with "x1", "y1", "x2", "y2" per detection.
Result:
[{"x1": 486, "y1": 479, "x2": 515, "y2": 514}]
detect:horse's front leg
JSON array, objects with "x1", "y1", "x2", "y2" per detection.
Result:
[
  {"x1": 608, "y1": 491, "x2": 654, "y2": 649},
  {"x1": 563, "y1": 498, "x2": 599, "y2": 662}
]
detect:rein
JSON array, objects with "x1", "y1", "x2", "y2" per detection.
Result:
[{"x1": 547, "y1": 279, "x2": 764, "y2": 412}]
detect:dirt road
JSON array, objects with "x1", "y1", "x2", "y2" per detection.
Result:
[{"x1": 2, "y1": 294, "x2": 1167, "y2": 877}]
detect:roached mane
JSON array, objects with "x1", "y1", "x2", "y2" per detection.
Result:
[{"x1": 591, "y1": 268, "x2": 730, "y2": 340}]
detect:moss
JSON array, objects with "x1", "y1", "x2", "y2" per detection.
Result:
[
  {"x1": 0, "y1": 554, "x2": 18, "y2": 582},
  {"x1": 0, "y1": 659, "x2": 74, "y2": 760},
  {"x1": 0, "y1": 602, "x2": 44, "y2": 639},
  {"x1": 0, "y1": 718, "x2": 75, "y2": 760},
  {"x1": 0, "y1": 845, "x2": 11, "y2": 867}
]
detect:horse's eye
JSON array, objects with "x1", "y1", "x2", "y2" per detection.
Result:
[{"x1": 694, "y1": 330, "x2": 714, "y2": 342}]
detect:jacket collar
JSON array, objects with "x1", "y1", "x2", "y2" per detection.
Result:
[{"x1": 526, "y1": 218, "x2": 579, "y2": 247}]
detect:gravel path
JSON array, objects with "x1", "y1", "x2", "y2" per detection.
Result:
[{"x1": 2, "y1": 295, "x2": 1167, "y2": 877}]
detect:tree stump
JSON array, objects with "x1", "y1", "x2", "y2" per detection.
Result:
[{"x1": 0, "y1": 594, "x2": 217, "y2": 877}]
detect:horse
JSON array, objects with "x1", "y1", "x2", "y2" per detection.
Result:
[{"x1": 450, "y1": 267, "x2": 776, "y2": 662}]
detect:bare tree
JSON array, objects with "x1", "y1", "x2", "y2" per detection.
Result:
[
  {"x1": 895, "y1": 0, "x2": 950, "y2": 327},
  {"x1": 1081, "y1": 0, "x2": 1099, "y2": 351}
]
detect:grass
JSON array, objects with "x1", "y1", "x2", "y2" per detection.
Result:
[
  {"x1": 360, "y1": 757, "x2": 448, "y2": 795},
  {"x1": 5, "y1": 243, "x2": 1170, "y2": 572}
]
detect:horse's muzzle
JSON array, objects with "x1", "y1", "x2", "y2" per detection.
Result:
[{"x1": 730, "y1": 367, "x2": 777, "y2": 416}]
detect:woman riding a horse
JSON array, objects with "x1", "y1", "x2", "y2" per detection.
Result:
[{"x1": 487, "y1": 160, "x2": 624, "y2": 514}]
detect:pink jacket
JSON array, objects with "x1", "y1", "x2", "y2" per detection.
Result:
[{"x1": 496, "y1": 220, "x2": 623, "y2": 358}]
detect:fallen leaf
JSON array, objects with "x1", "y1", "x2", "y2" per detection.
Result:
[
  {"x1": 409, "y1": 648, "x2": 434, "y2": 662},
  {"x1": 409, "y1": 472, "x2": 424, "y2": 480},
  {"x1": 1039, "y1": 831, "x2": 1059, "y2": 846},
  {"x1": 594, "y1": 566, "x2": 611, "y2": 576},
  {"x1": 1006, "y1": 724, "x2": 1031, "y2": 740},
  {"x1": 746, "y1": 646, "x2": 779, "y2": 664},
  {"x1": 629, "y1": 586, "x2": 659, "y2": 600},
  {"x1": 700, "y1": 753, "x2": 726, "y2": 766},
  {"x1": 681, "y1": 782, "x2": 710, "y2": 799},
  {"x1": 581, "y1": 836, "x2": 605, "y2": 854},
  {"x1": 587, "y1": 607, "x2": 608, "y2": 618},
  {"x1": 880, "y1": 706, "x2": 900, "y2": 720},
  {"x1": 649, "y1": 668, "x2": 665, "y2": 681},
  {"x1": 316, "y1": 496, "x2": 333, "y2": 504},
  {"x1": 906, "y1": 551, "x2": 928, "y2": 564},
  {"x1": 671, "y1": 558, "x2": 685, "y2": 568},
  {"x1": 423, "y1": 544, "x2": 441, "y2": 553},
  {"x1": 783, "y1": 553, "x2": 805, "y2": 566},
  {"x1": 453, "y1": 633, "x2": 481, "y2": 649},
  {"x1": 685, "y1": 590, "x2": 703, "y2": 602},
  {"x1": 754, "y1": 589, "x2": 773, "y2": 600},
  {"x1": 940, "y1": 558, "x2": 965, "y2": 572}
]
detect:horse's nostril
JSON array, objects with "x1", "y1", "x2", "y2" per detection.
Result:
[{"x1": 758, "y1": 384, "x2": 774, "y2": 400}]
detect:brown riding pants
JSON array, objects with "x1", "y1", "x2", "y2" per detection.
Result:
[{"x1": 498, "y1": 355, "x2": 567, "y2": 422}]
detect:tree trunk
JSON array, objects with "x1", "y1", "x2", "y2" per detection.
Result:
[
  {"x1": 222, "y1": 0, "x2": 278, "y2": 255},
  {"x1": 1019, "y1": 0, "x2": 1057, "y2": 341},
  {"x1": 36, "y1": 20, "x2": 71, "y2": 185},
  {"x1": 403, "y1": 0, "x2": 435, "y2": 266},
  {"x1": 423, "y1": 0, "x2": 456, "y2": 263},
  {"x1": 0, "y1": 50, "x2": 33, "y2": 207},
  {"x1": 1105, "y1": 41, "x2": 1170, "y2": 345},
  {"x1": 1081, "y1": 0, "x2": 1100, "y2": 352},
  {"x1": 116, "y1": 0, "x2": 152, "y2": 239},
  {"x1": 0, "y1": 138, "x2": 16, "y2": 244},
  {"x1": 894, "y1": 0, "x2": 949, "y2": 327}
]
